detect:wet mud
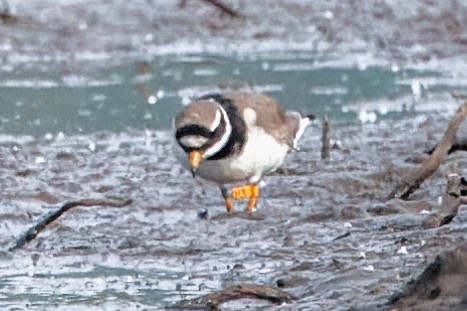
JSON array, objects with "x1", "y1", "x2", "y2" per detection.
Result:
[
  {"x1": 1, "y1": 0, "x2": 466, "y2": 63},
  {"x1": 1, "y1": 112, "x2": 466, "y2": 310},
  {"x1": 1, "y1": 1, "x2": 467, "y2": 310}
]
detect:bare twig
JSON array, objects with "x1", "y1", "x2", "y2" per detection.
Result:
[
  {"x1": 0, "y1": 0, "x2": 18, "y2": 23},
  {"x1": 9, "y1": 197, "x2": 132, "y2": 251},
  {"x1": 201, "y1": 0, "x2": 241, "y2": 18},
  {"x1": 387, "y1": 101, "x2": 467, "y2": 200},
  {"x1": 321, "y1": 114, "x2": 330, "y2": 159},
  {"x1": 172, "y1": 283, "x2": 295, "y2": 309},
  {"x1": 332, "y1": 231, "x2": 351, "y2": 241}
]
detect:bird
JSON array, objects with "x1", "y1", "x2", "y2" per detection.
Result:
[{"x1": 173, "y1": 92, "x2": 314, "y2": 213}]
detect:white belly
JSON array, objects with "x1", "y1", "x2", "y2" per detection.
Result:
[{"x1": 182, "y1": 127, "x2": 290, "y2": 185}]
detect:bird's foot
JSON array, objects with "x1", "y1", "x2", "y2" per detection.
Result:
[
  {"x1": 221, "y1": 186, "x2": 235, "y2": 214},
  {"x1": 231, "y1": 184, "x2": 259, "y2": 213},
  {"x1": 224, "y1": 197, "x2": 234, "y2": 214}
]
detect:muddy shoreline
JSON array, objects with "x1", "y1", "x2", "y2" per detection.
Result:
[
  {"x1": 1, "y1": 1, "x2": 467, "y2": 310},
  {"x1": 1, "y1": 110, "x2": 466, "y2": 310}
]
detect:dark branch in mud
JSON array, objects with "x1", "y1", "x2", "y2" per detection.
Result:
[
  {"x1": 9, "y1": 198, "x2": 132, "y2": 251},
  {"x1": 201, "y1": 0, "x2": 241, "y2": 18},
  {"x1": 321, "y1": 114, "x2": 330, "y2": 159},
  {"x1": 0, "y1": 0, "x2": 18, "y2": 23},
  {"x1": 332, "y1": 231, "x2": 351, "y2": 241},
  {"x1": 386, "y1": 101, "x2": 467, "y2": 200},
  {"x1": 171, "y1": 283, "x2": 295, "y2": 310}
]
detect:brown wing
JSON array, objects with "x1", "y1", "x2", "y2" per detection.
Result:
[{"x1": 226, "y1": 93, "x2": 299, "y2": 148}]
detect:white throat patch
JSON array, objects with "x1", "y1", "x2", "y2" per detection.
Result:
[{"x1": 203, "y1": 104, "x2": 232, "y2": 159}]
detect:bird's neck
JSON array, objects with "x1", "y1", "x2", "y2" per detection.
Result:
[{"x1": 206, "y1": 98, "x2": 246, "y2": 160}]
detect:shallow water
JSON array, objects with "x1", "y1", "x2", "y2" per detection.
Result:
[{"x1": 1, "y1": 51, "x2": 466, "y2": 138}]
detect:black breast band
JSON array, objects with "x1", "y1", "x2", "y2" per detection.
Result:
[{"x1": 198, "y1": 94, "x2": 246, "y2": 161}]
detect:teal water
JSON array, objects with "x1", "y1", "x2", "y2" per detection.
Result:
[{"x1": 0, "y1": 52, "x2": 462, "y2": 137}]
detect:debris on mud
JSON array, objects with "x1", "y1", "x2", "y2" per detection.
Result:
[
  {"x1": 172, "y1": 283, "x2": 295, "y2": 310},
  {"x1": 9, "y1": 197, "x2": 132, "y2": 251},
  {"x1": 387, "y1": 102, "x2": 467, "y2": 200},
  {"x1": 0, "y1": 1, "x2": 466, "y2": 310}
]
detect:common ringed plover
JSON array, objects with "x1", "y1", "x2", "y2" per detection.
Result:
[{"x1": 174, "y1": 92, "x2": 313, "y2": 213}]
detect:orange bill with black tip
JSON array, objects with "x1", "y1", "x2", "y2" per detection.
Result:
[{"x1": 188, "y1": 150, "x2": 203, "y2": 176}]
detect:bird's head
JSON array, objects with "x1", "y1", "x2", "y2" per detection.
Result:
[{"x1": 174, "y1": 97, "x2": 232, "y2": 177}]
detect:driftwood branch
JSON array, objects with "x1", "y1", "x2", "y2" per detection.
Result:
[
  {"x1": 321, "y1": 114, "x2": 330, "y2": 159},
  {"x1": 9, "y1": 197, "x2": 132, "y2": 251},
  {"x1": 387, "y1": 101, "x2": 467, "y2": 200},
  {"x1": 172, "y1": 283, "x2": 295, "y2": 310},
  {"x1": 201, "y1": 0, "x2": 241, "y2": 18}
]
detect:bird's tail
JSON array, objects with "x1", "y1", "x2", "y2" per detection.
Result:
[{"x1": 288, "y1": 112, "x2": 315, "y2": 150}]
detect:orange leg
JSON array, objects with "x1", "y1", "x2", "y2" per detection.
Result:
[
  {"x1": 247, "y1": 196, "x2": 258, "y2": 213},
  {"x1": 225, "y1": 198, "x2": 234, "y2": 214},
  {"x1": 231, "y1": 184, "x2": 260, "y2": 212},
  {"x1": 220, "y1": 186, "x2": 234, "y2": 213}
]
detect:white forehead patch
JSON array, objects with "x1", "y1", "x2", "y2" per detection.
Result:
[
  {"x1": 179, "y1": 135, "x2": 209, "y2": 148},
  {"x1": 209, "y1": 109, "x2": 222, "y2": 131},
  {"x1": 243, "y1": 108, "x2": 257, "y2": 126}
]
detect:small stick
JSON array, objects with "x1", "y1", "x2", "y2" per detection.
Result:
[
  {"x1": 321, "y1": 114, "x2": 330, "y2": 159},
  {"x1": 0, "y1": 0, "x2": 18, "y2": 23},
  {"x1": 201, "y1": 0, "x2": 241, "y2": 18},
  {"x1": 332, "y1": 231, "x2": 351, "y2": 241},
  {"x1": 9, "y1": 198, "x2": 132, "y2": 251},
  {"x1": 387, "y1": 102, "x2": 467, "y2": 200},
  {"x1": 172, "y1": 283, "x2": 295, "y2": 309}
]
